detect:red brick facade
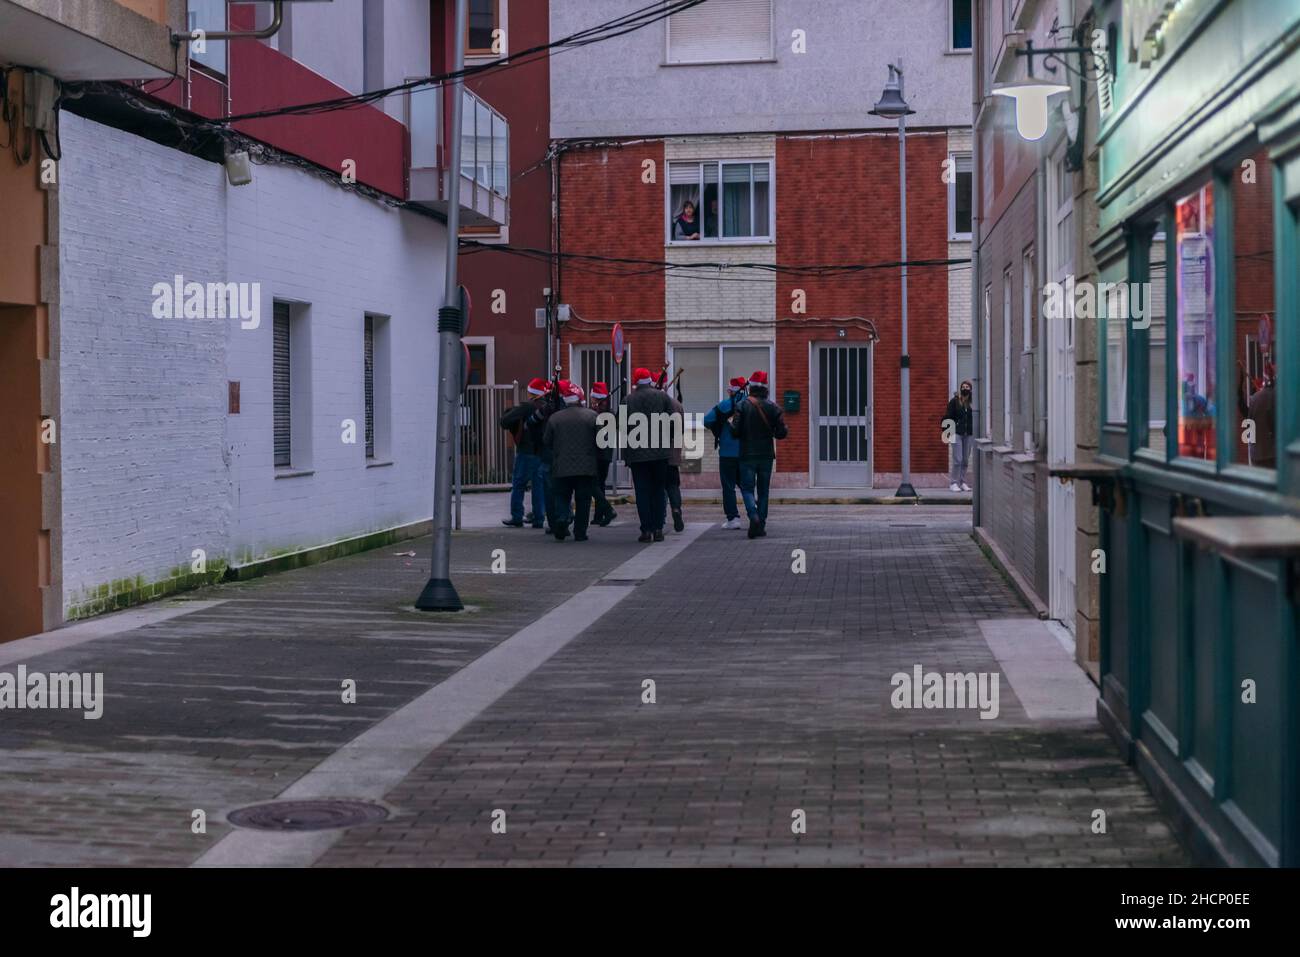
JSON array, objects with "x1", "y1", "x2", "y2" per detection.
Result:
[{"x1": 554, "y1": 132, "x2": 951, "y2": 485}]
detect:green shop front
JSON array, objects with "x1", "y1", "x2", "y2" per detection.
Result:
[{"x1": 1086, "y1": 0, "x2": 1300, "y2": 866}]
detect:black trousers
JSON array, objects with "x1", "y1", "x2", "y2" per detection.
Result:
[
  {"x1": 552, "y1": 474, "x2": 594, "y2": 538},
  {"x1": 629, "y1": 459, "x2": 669, "y2": 533},
  {"x1": 592, "y1": 459, "x2": 615, "y2": 520},
  {"x1": 666, "y1": 464, "x2": 682, "y2": 512}
]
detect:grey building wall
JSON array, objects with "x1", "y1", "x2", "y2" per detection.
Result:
[{"x1": 550, "y1": 0, "x2": 971, "y2": 138}]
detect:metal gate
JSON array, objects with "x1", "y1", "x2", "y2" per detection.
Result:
[
  {"x1": 812, "y1": 343, "x2": 873, "y2": 487},
  {"x1": 461, "y1": 383, "x2": 519, "y2": 487}
]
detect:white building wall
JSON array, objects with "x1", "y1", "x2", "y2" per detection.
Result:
[
  {"x1": 551, "y1": 0, "x2": 971, "y2": 138},
  {"x1": 58, "y1": 114, "x2": 447, "y2": 615},
  {"x1": 58, "y1": 112, "x2": 232, "y2": 613},
  {"x1": 225, "y1": 163, "x2": 446, "y2": 563}
]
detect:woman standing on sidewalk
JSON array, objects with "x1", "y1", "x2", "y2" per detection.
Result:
[{"x1": 944, "y1": 380, "x2": 975, "y2": 493}]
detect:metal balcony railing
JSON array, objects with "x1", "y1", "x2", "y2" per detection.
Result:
[{"x1": 407, "y1": 83, "x2": 508, "y2": 228}]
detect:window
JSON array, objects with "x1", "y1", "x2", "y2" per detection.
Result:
[
  {"x1": 669, "y1": 344, "x2": 773, "y2": 413},
  {"x1": 1022, "y1": 246, "x2": 1035, "y2": 351},
  {"x1": 466, "y1": 0, "x2": 502, "y2": 57},
  {"x1": 1141, "y1": 229, "x2": 1168, "y2": 453},
  {"x1": 1002, "y1": 268, "x2": 1013, "y2": 443},
  {"x1": 1105, "y1": 277, "x2": 1128, "y2": 425},
  {"x1": 666, "y1": 0, "x2": 773, "y2": 65},
  {"x1": 1231, "y1": 148, "x2": 1277, "y2": 471},
  {"x1": 951, "y1": 0, "x2": 973, "y2": 51},
  {"x1": 949, "y1": 154, "x2": 972, "y2": 239},
  {"x1": 274, "y1": 301, "x2": 313, "y2": 470},
  {"x1": 668, "y1": 160, "x2": 772, "y2": 243},
  {"x1": 188, "y1": 0, "x2": 228, "y2": 75},
  {"x1": 1175, "y1": 182, "x2": 1216, "y2": 461},
  {"x1": 982, "y1": 284, "x2": 992, "y2": 437},
  {"x1": 274, "y1": 303, "x2": 291, "y2": 467},
  {"x1": 364, "y1": 314, "x2": 392, "y2": 462}
]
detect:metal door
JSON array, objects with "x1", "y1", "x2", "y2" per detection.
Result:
[{"x1": 812, "y1": 343, "x2": 872, "y2": 487}]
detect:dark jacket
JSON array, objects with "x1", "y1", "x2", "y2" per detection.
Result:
[
  {"x1": 592, "y1": 401, "x2": 615, "y2": 464},
  {"x1": 733, "y1": 393, "x2": 788, "y2": 461},
  {"x1": 623, "y1": 383, "x2": 674, "y2": 464},
  {"x1": 943, "y1": 395, "x2": 974, "y2": 437},
  {"x1": 544, "y1": 405, "x2": 600, "y2": 479},
  {"x1": 524, "y1": 392, "x2": 563, "y2": 464},
  {"x1": 500, "y1": 403, "x2": 542, "y2": 455}
]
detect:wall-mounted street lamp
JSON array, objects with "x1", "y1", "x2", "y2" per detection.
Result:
[{"x1": 993, "y1": 39, "x2": 1102, "y2": 142}]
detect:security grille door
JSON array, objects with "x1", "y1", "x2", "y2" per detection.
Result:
[
  {"x1": 273, "y1": 303, "x2": 292, "y2": 467},
  {"x1": 574, "y1": 345, "x2": 628, "y2": 402},
  {"x1": 813, "y1": 343, "x2": 872, "y2": 487}
]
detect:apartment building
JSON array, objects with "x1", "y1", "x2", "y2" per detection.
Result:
[{"x1": 548, "y1": 0, "x2": 972, "y2": 490}]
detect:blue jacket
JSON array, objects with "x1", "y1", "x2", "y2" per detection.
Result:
[{"x1": 704, "y1": 392, "x2": 744, "y2": 458}]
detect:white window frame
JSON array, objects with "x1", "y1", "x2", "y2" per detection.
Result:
[
  {"x1": 667, "y1": 342, "x2": 775, "y2": 411},
  {"x1": 1002, "y1": 267, "x2": 1013, "y2": 444},
  {"x1": 462, "y1": 336, "x2": 497, "y2": 385},
  {"x1": 982, "y1": 284, "x2": 992, "y2": 438},
  {"x1": 664, "y1": 0, "x2": 775, "y2": 66},
  {"x1": 665, "y1": 158, "x2": 775, "y2": 246},
  {"x1": 948, "y1": 152, "x2": 972, "y2": 241}
]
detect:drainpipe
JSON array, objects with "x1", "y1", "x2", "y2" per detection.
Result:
[{"x1": 971, "y1": 0, "x2": 984, "y2": 528}]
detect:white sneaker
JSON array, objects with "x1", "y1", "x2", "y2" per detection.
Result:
[
  {"x1": 722, "y1": 517, "x2": 743, "y2": 530},
  {"x1": 949, "y1": 482, "x2": 961, "y2": 492},
  {"x1": 960, "y1": 482, "x2": 971, "y2": 492}
]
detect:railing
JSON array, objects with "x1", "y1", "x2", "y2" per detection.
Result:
[
  {"x1": 460, "y1": 383, "x2": 519, "y2": 488},
  {"x1": 407, "y1": 83, "x2": 508, "y2": 225}
]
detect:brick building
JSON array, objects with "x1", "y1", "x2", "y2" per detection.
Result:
[{"x1": 548, "y1": 0, "x2": 972, "y2": 489}]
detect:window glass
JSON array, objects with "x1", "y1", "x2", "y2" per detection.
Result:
[
  {"x1": 723, "y1": 347, "x2": 770, "y2": 394},
  {"x1": 723, "y1": 164, "x2": 754, "y2": 238},
  {"x1": 669, "y1": 161, "x2": 769, "y2": 241},
  {"x1": 702, "y1": 163, "x2": 720, "y2": 238},
  {"x1": 674, "y1": 347, "x2": 720, "y2": 413},
  {"x1": 1142, "y1": 232, "x2": 1168, "y2": 452},
  {"x1": 669, "y1": 163, "x2": 703, "y2": 241},
  {"x1": 952, "y1": 0, "x2": 973, "y2": 50},
  {"x1": 1231, "y1": 148, "x2": 1277, "y2": 470},
  {"x1": 951, "y1": 155, "x2": 973, "y2": 237},
  {"x1": 467, "y1": 0, "x2": 498, "y2": 55},
  {"x1": 1105, "y1": 277, "x2": 1127, "y2": 424},
  {"x1": 188, "y1": 0, "x2": 228, "y2": 75},
  {"x1": 1175, "y1": 183, "x2": 1216, "y2": 460}
]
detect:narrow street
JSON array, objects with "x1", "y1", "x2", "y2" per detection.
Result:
[{"x1": 0, "y1": 503, "x2": 1186, "y2": 867}]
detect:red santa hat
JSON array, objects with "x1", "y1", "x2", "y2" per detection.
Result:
[
  {"x1": 527, "y1": 377, "x2": 549, "y2": 396},
  {"x1": 633, "y1": 367, "x2": 654, "y2": 386},
  {"x1": 729, "y1": 376, "x2": 748, "y2": 390},
  {"x1": 589, "y1": 381, "x2": 610, "y2": 401},
  {"x1": 748, "y1": 370, "x2": 769, "y2": 388},
  {"x1": 558, "y1": 380, "x2": 581, "y2": 404}
]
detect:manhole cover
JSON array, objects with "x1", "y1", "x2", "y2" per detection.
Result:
[{"x1": 227, "y1": 800, "x2": 389, "y2": 832}]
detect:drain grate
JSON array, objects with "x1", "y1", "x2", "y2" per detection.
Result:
[{"x1": 227, "y1": 800, "x2": 389, "y2": 832}]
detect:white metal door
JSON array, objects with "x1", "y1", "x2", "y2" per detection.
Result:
[
  {"x1": 812, "y1": 343, "x2": 872, "y2": 487},
  {"x1": 1047, "y1": 146, "x2": 1076, "y2": 633}
]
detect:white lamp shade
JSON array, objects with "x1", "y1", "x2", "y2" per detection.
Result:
[{"x1": 992, "y1": 79, "x2": 1069, "y2": 141}]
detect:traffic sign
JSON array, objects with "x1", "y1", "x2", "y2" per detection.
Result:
[
  {"x1": 458, "y1": 284, "x2": 472, "y2": 337},
  {"x1": 612, "y1": 323, "x2": 625, "y2": 362}
]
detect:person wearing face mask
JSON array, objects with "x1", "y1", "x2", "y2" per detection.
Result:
[{"x1": 943, "y1": 380, "x2": 975, "y2": 492}]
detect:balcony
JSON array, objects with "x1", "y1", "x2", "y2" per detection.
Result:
[
  {"x1": 0, "y1": 0, "x2": 178, "y2": 81},
  {"x1": 408, "y1": 85, "x2": 508, "y2": 229}
]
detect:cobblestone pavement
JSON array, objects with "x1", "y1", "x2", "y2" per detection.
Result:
[{"x1": 0, "y1": 505, "x2": 1189, "y2": 867}]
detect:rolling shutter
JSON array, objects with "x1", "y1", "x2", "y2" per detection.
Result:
[
  {"x1": 273, "y1": 302, "x2": 291, "y2": 467},
  {"x1": 666, "y1": 0, "x2": 772, "y2": 64}
]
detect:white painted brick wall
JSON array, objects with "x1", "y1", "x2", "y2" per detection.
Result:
[
  {"x1": 59, "y1": 112, "x2": 231, "y2": 609},
  {"x1": 226, "y1": 161, "x2": 445, "y2": 561},
  {"x1": 666, "y1": 245, "x2": 776, "y2": 344},
  {"x1": 58, "y1": 113, "x2": 447, "y2": 612}
]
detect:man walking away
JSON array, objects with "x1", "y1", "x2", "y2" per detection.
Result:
[
  {"x1": 731, "y1": 370, "x2": 788, "y2": 539},
  {"x1": 704, "y1": 376, "x2": 748, "y2": 529},
  {"x1": 624, "y1": 366, "x2": 674, "y2": 543},
  {"x1": 523, "y1": 378, "x2": 564, "y2": 531},
  {"x1": 500, "y1": 377, "x2": 550, "y2": 528},
  {"x1": 544, "y1": 381, "x2": 600, "y2": 542},
  {"x1": 588, "y1": 381, "x2": 618, "y2": 526},
  {"x1": 943, "y1": 379, "x2": 975, "y2": 492}
]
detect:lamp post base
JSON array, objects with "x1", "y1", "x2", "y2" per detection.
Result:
[
  {"x1": 415, "y1": 577, "x2": 464, "y2": 611},
  {"x1": 894, "y1": 482, "x2": 919, "y2": 499}
]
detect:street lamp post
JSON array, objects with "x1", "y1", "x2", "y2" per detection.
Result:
[
  {"x1": 416, "y1": 0, "x2": 468, "y2": 611},
  {"x1": 870, "y1": 62, "x2": 918, "y2": 499}
]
